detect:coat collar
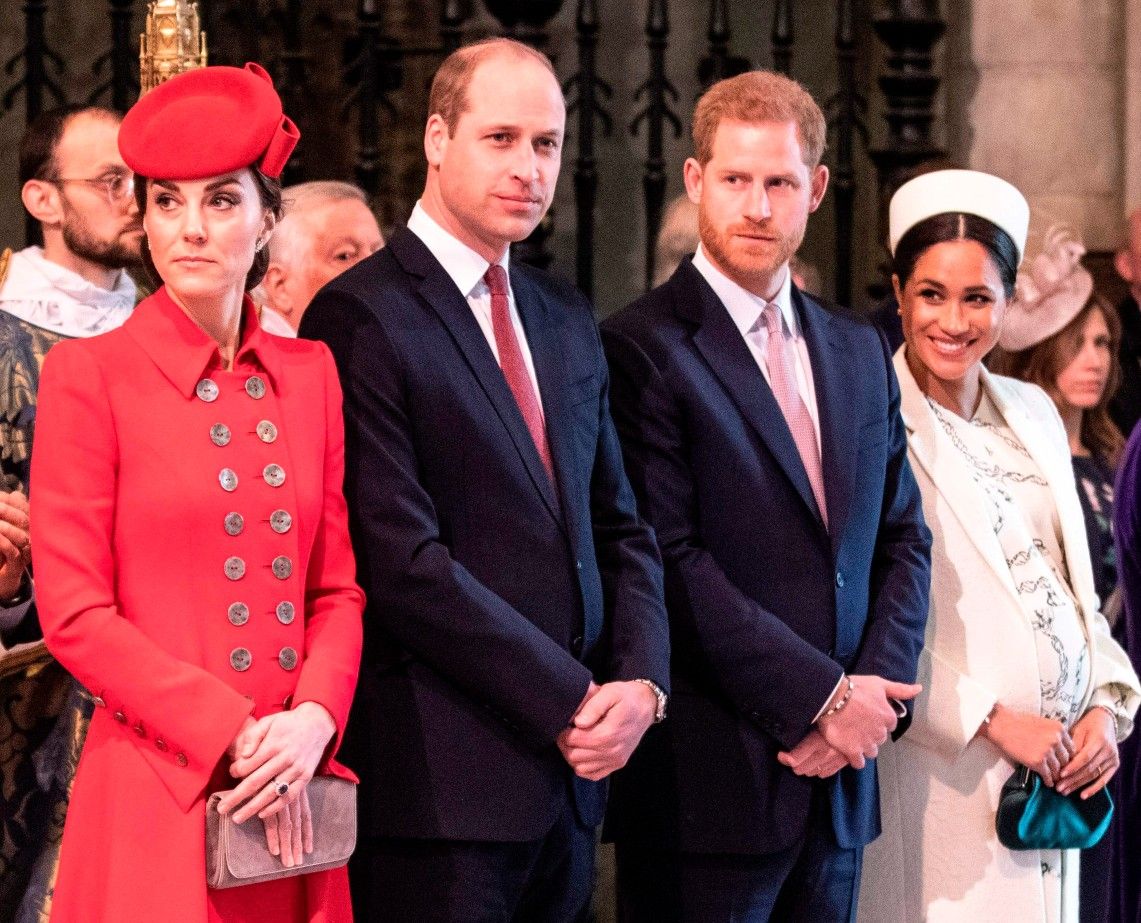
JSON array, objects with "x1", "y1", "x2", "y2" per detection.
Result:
[
  {"x1": 387, "y1": 227, "x2": 566, "y2": 530},
  {"x1": 123, "y1": 285, "x2": 281, "y2": 399},
  {"x1": 894, "y1": 349, "x2": 1098, "y2": 619}
]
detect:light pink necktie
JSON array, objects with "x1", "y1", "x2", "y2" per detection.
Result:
[
  {"x1": 484, "y1": 264, "x2": 555, "y2": 484},
  {"x1": 761, "y1": 301, "x2": 828, "y2": 527}
]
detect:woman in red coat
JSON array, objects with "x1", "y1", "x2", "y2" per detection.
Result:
[{"x1": 30, "y1": 63, "x2": 363, "y2": 922}]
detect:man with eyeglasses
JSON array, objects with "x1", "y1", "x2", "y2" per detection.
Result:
[{"x1": 0, "y1": 104, "x2": 141, "y2": 923}]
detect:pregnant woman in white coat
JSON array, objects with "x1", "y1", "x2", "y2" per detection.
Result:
[{"x1": 857, "y1": 171, "x2": 1141, "y2": 923}]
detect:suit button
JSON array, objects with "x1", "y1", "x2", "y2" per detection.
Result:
[
  {"x1": 835, "y1": 571, "x2": 845, "y2": 588},
  {"x1": 230, "y1": 647, "x2": 252, "y2": 672},
  {"x1": 224, "y1": 512, "x2": 244, "y2": 536},
  {"x1": 256, "y1": 420, "x2": 278, "y2": 443},
  {"x1": 278, "y1": 647, "x2": 298, "y2": 671},
  {"x1": 224, "y1": 556, "x2": 246, "y2": 581},
  {"x1": 245, "y1": 376, "x2": 267, "y2": 400},
  {"x1": 571, "y1": 635, "x2": 584, "y2": 655},
  {"x1": 269, "y1": 509, "x2": 292, "y2": 534},
  {"x1": 276, "y1": 601, "x2": 296, "y2": 625},
  {"x1": 155, "y1": 738, "x2": 168, "y2": 752},
  {"x1": 176, "y1": 752, "x2": 188, "y2": 767},
  {"x1": 133, "y1": 721, "x2": 146, "y2": 738},
  {"x1": 113, "y1": 710, "x2": 127, "y2": 724},
  {"x1": 219, "y1": 468, "x2": 238, "y2": 492},
  {"x1": 210, "y1": 423, "x2": 231, "y2": 447},
  {"x1": 263, "y1": 464, "x2": 286, "y2": 488},
  {"x1": 228, "y1": 602, "x2": 250, "y2": 626},
  {"x1": 271, "y1": 555, "x2": 293, "y2": 580},
  {"x1": 196, "y1": 379, "x2": 219, "y2": 403}
]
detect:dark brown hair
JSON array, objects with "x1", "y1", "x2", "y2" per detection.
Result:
[
  {"x1": 19, "y1": 105, "x2": 121, "y2": 185},
  {"x1": 990, "y1": 294, "x2": 1125, "y2": 467},
  {"x1": 134, "y1": 168, "x2": 283, "y2": 291},
  {"x1": 893, "y1": 212, "x2": 1020, "y2": 299}
]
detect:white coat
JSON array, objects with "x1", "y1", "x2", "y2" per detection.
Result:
[{"x1": 858, "y1": 353, "x2": 1140, "y2": 923}]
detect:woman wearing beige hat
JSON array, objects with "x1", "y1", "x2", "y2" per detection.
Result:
[{"x1": 857, "y1": 171, "x2": 1139, "y2": 923}]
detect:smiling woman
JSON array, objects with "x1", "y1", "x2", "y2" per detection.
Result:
[
  {"x1": 857, "y1": 171, "x2": 1141, "y2": 923},
  {"x1": 30, "y1": 62, "x2": 363, "y2": 923}
]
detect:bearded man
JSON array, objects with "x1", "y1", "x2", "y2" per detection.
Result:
[
  {"x1": 600, "y1": 71, "x2": 931, "y2": 923},
  {"x1": 0, "y1": 104, "x2": 141, "y2": 923}
]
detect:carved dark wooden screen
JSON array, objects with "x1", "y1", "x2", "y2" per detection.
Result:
[{"x1": 3, "y1": 0, "x2": 946, "y2": 313}]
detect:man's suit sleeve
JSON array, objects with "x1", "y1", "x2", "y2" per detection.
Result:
[
  {"x1": 302, "y1": 290, "x2": 592, "y2": 746},
  {"x1": 602, "y1": 324, "x2": 842, "y2": 750},
  {"x1": 850, "y1": 329, "x2": 931, "y2": 696},
  {"x1": 584, "y1": 314, "x2": 670, "y2": 694}
]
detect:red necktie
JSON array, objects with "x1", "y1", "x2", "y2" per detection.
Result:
[{"x1": 484, "y1": 264, "x2": 555, "y2": 484}]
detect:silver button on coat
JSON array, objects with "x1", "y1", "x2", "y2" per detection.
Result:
[
  {"x1": 276, "y1": 601, "x2": 296, "y2": 625},
  {"x1": 196, "y1": 379, "x2": 219, "y2": 402},
  {"x1": 219, "y1": 468, "x2": 238, "y2": 492},
  {"x1": 272, "y1": 555, "x2": 293, "y2": 580},
  {"x1": 224, "y1": 512, "x2": 244, "y2": 536},
  {"x1": 224, "y1": 556, "x2": 246, "y2": 580},
  {"x1": 263, "y1": 464, "x2": 285, "y2": 487},
  {"x1": 228, "y1": 602, "x2": 250, "y2": 626},
  {"x1": 230, "y1": 648, "x2": 252, "y2": 672},
  {"x1": 256, "y1": 420, "x2": 278, "y2": 443},
  {"x1": 278, "y1": 647, "x2": 298, "y2": 670},
  {"x1": 245, "y1": 376, "x2": 267, "y2": 400},
  {"x1": 210, "y1": 423, "x2": 231, "y2": 447},
  {"x1": 270, "y1": 509, "x2": 292, "y2": 534}
]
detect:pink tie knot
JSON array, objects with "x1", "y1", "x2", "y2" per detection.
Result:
[
  {"x1": 762, "y1": 300, "x2": 782, "y2": 337},
  {"x1": 485, "y1": 264, "x2": 509, "y2": 297}
]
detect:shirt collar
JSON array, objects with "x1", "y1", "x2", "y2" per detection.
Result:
[
  {"x1": 691, "y1": 245, "x2": 795, "y2": 339},
  {"x1": 407, "y1": 201, "x2": 510, "y2": 297},
  {"x1": 123, "y1": 285, "x2": 281, "y2": 399}
]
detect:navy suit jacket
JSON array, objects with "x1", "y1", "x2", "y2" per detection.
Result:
[
  {"x1": 600, "y1": 259, "x2": 930, "y2": 854},
  {"x1": 299, "y1": 227, "x2": 669, "y2": 842}
]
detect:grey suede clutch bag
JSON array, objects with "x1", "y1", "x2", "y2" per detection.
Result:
[{"x1": 206, "y1": 776, "x2": 357, "y2": 889}]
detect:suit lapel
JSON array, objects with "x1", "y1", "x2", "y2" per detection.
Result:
[
  {"x1": 388, "y1": 229, "x2": 563, "y2": 528},
  {"x1": 893, "y1": 351, "x2": 1023, "y2": 610},
  {"x1": 681, "y1": 265, "x2": 826, "y2": 529},
  {"x1": 797, "y1": 289, "x2": 855, "y2": 542}
]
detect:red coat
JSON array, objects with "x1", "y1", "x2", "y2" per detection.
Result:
[{"x1": 31, "y1": 288, "x2": 364, "y2": 922}]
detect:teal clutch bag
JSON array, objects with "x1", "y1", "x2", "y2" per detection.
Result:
[{"x1": 996, "y1": 765, "x2": 1113, "y2": 850}]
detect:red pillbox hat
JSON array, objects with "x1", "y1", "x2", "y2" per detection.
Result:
[{"x1": 119, "y1": 63, "x2": 299, "y2": 180}]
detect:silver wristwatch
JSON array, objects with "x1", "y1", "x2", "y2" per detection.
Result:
[{"x1": 633, "y1": 678, "x2": 668, "y2": 723}]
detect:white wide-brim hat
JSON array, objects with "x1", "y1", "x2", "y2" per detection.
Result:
[{"x1": 889, "y1": 169, "x2": 1030, "y2": 265}]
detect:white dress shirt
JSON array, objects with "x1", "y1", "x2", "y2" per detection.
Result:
[
  {"x1": 407, "y1": 203, "x2": 544, "y2": 412},
  {"x1": 691, "y1": 246, "x2": 821, "y2": 453},
  {"x1": 691, "y1": 247, "x2": 841, "y2": 719}
]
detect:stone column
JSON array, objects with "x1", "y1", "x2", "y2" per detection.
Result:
[{"x1": 945, "y1": 0, "x2": 1125, "y2": 250}]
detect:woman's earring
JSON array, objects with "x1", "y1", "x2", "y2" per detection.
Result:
[{"x1": 255, "y1": 239, "x2": 265, "y2": 252}]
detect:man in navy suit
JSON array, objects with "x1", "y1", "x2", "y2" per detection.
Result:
[
  {"x1": 601, "y1": 71, "x2": 931, "y2": 922},
  {"x1": 300, "y1": 38, "x2": 669, "y2": 922}
]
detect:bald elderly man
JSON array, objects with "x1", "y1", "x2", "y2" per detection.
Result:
[{"x1": 258, "y1": 180, "x2": 383, "y2": 335}]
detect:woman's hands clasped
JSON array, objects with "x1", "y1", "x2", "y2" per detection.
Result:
[
  {"x1": 1056, "y1": 706, "x2": 1120, "y2": 798},
  {"x1": 215, "y1": 702, "x2": 337, "y2": 867},
  {"x1": 981, "y1": 704, "x2": 1074, "y2": 787}
]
